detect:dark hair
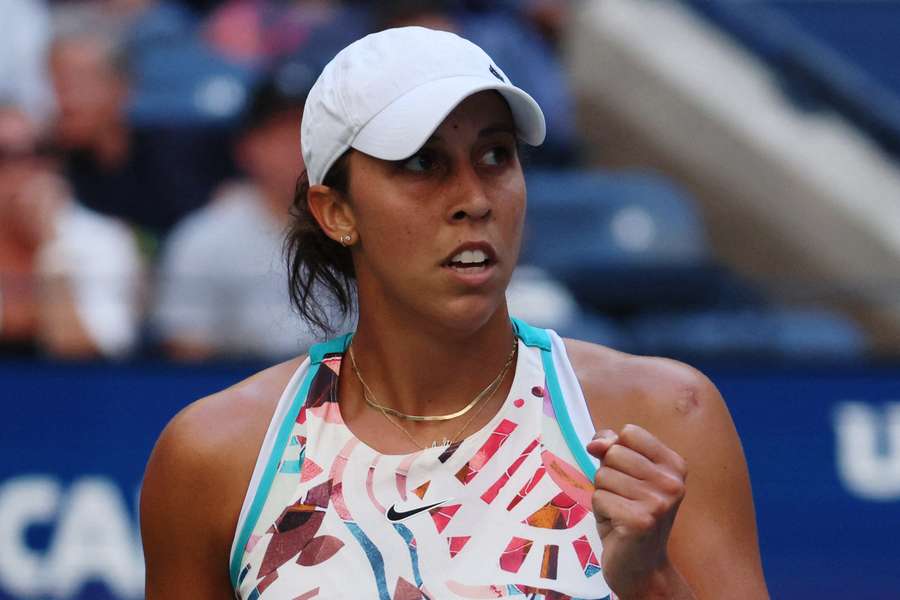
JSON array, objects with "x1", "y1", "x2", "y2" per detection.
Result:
[{"x1": 285, "y1": 152, "x2": 355, "y2": 336}]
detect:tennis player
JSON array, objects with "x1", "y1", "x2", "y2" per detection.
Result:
[{"x1": 141, "y1": 27, "x2": 768, "y2": 599}]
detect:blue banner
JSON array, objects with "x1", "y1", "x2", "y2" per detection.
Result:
[{"x1": 2, "y1": 361, "x2": 899, "y2": 599}]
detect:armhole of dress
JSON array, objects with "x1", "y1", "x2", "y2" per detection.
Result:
[
  {"x1": 547, "y1": 330, "x2": 600, "y2": 477},
  {"x1": 228, "y1": 356, "x2": 315, "y2": 591}
]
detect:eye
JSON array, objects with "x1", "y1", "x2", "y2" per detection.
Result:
[
  {"x1": 400, "y1": 150, "x2": 436, "y2": 173},
  {"x1": 480, "y1": 145, "x2": 512, "y2": 167}
]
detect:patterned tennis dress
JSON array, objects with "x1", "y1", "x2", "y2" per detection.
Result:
[{"x1": 230, "y1": 319, "x2": 612, "y2": 599}]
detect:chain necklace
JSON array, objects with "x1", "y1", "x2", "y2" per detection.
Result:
[
  {"x1": 347, "y1": 338, "x2": 517, "y2": 422},
  {"x1": 362, "y1": 345, "x2": 516, "y2": 450}
]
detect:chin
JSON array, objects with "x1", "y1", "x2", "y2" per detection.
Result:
[{"x1": 433, "y1": 293, "x2": 509, "y2": 336}]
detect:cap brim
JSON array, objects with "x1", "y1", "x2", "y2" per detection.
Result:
[{"x1": 351, "y1": 75, "x2": 546, "y2": 161}]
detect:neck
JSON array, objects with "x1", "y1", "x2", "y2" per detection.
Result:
[{"x1": 345, "y1": 303, "x2": 516, "y2": 419}]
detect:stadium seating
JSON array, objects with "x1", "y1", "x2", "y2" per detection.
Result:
[
  {"x1": 523, "y1": 169, "x2": 744, "y2": 313},
  {"x1": 681, "y1": 0, "x2": 900, "y2": 160},
  {"x1": 128, "y1": 25, "x2": 258, "y2": 126},
  {"x1": 523, "y1": 169, "x2": 867, "y2": 358}
]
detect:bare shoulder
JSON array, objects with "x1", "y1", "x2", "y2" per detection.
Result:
[
  {"x1": 159, "y1": 355, "x2": 306, "y2": 460},
  {"x1": 563, "y1": 339, "x2": 769, "y2": 598},
  {"x1": 140, "y1": 356, "x2": 305, "y2": 597},
  {"x1": 561, "y1": 338, "x2": 723, "y2": 437}
]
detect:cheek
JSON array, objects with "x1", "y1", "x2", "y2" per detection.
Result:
[
  {"x1": 500, "y1": 182, "x2": 527, "y2": 230},
  {"x1": 370, "y1": 209, "x2": 424, "y2": 256}
]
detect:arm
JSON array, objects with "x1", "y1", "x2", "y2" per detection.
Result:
[
  {"x1": 140, "y1": 402, "x2": 237, "y2": 598},
  {"x1": 140, "y1": 357, "x2": 302, "y2": 598},
  {"x1": 656, "y1": 368, "x2": 768, "y2": 599},
  {"x1": 569, "y1": 342, "x2": 769, "y2": 599}
]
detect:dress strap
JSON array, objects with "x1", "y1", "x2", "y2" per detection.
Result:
[
  {"x1": 512, "y1": 317, "x2": 598, "y2": 480},
  {"x1": 309, "y1": 332, "x2": 353, "y2": 364},
  {"x1": 511, "y1": 316, "x2": 551, "y2": 350}
]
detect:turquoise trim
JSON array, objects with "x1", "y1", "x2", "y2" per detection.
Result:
[
  {"x1": 516, "y1": 317, "x2": 594, "y2": 477},
  {"x1": 510, "y1": 317, "x2": 551, "y2": 350},
  {"x1": 229, "y1": 361, "x2": 321, "y2": 589},
  {"x1": 310, "y1": 332, "x2": 353, "y2": 364},
  {"x1": 540, "y1": 346, "x2": 598, "y2": 481}
]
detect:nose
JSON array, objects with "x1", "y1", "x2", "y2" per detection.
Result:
[{"x1": 447, "y1": 164, "x2": 491, "y2": 223}]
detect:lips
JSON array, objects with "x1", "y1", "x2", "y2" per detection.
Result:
[{"x1": 442, "y1": 242, "x2": 498, "y2": 271}]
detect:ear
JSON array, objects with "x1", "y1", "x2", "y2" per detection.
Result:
[{"x1": 307, "y1": 184, "x2": 357, "y2": 245}]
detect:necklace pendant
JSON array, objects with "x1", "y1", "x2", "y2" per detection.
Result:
[{"x1": 430, "y1": 437, "x2": 451, "y2": 448}]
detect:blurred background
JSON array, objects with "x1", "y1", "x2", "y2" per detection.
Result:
[{"x1": 2, "y1": 0, "x2": 899, "y2": 597}]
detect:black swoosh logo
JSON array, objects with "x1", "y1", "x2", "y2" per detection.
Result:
[{"x1": 385, "y1": 499, "x2": 449, "y2": 522}]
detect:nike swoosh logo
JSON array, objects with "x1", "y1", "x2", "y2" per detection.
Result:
[{"x1": 385, "y1": 499, "x2": 450, "y2": 522}]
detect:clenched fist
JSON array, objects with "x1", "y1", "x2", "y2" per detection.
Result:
[{"x1": 587, "y1": 424, "x2": 691, "y2": 600}]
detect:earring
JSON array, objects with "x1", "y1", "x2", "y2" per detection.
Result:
[{"x1": 340, "y1": 233, "x2": 353, "y2": 246}]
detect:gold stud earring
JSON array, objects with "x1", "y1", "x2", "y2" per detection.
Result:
[{"x1": 340, "y1": 233, "x2": 353, "y2": 246}]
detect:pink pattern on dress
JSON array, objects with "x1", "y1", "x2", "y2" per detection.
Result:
[
  {"x1": 429, "y1": 503, "x2": 462, "y2": 534},
  {"x1": 541, "y1": 449, "x2": 594, "y2": 511},
  {"x1": 481, "y1": 438, "x2": 540, "y2": 504},
  {"x1": 446, "y1": 535, "x2": 471, "y2": 558},
  {"x1": 455, "y1": 419, "x2": 518, "y2": 484},
  {"x1": 499, "y1": 536, "x2": 534, "y2": 573},
  {"x1": 300, "y1": 458, "x2": 322, "y2": 483},
  {"x1": 394, "y1": 452, "x2": 422, "y2": 501},
  {"x1": 507, "y1": 464, "x2": 546, "y2": 511},
  {"x1": 365, "y1": 455, "x2": 385, "y2": 512},
  {"x1": 328, "y1": 438, "x2": 359, "y2": 520}
]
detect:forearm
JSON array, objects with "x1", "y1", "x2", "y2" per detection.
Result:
[{"x1": 614, "y1": 562, "x2": 697, "y2": 600}]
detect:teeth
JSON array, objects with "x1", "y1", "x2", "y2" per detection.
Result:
[{"x1": 451, "y1": 249, "x2": 488, "y2": 264}]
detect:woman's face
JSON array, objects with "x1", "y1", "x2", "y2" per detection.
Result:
[{"x1": 346, "y1": 91, "x2": 526, "y2": 332}]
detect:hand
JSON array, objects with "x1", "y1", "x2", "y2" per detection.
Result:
[{"x1": 587, "y1": 424, "x2": 688, "y2": 599}]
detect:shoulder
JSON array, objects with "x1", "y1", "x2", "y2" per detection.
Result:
[
  {"x1": 562, "y1": 339, "x2": 769, "y2": 597},
  {"x1": 140, "y1": 356, "x2": 305, "y2": 560},
  {"x1": 560, "y1": 338, "x2": 727, "y2": 445}
]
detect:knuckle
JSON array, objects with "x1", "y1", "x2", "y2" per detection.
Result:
[
  {"x1": 657, "y1": 471, "x2": 685, "y2": 497},
  {"x1": 650, "y1": 495, "x2": 672, "y2": 518},
  {"x1": 620, "y1": 423, "x2": 642, "y2": 440},
  {"x1": 604, "y1": 444, "x2": 624, "y2": 465},
  {"x1": 631, "y1": 511, "x2": 656, "y2": 532},
  {"x1": 593, "y1": 467, "x2": 609, "y2": 489},
  {"x1": 591, "y1": 490, "x2": 610, "y2": 516}
]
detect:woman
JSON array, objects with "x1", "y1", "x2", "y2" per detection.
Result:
[{"x1": 141, "y1": 27, "x2": 768, "y2": 599}]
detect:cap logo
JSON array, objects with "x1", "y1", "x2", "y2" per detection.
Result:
[{"x1": 489, "y1": 65, "x2": 505, "y2": 82}]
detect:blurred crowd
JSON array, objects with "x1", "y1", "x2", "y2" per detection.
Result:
[{"x1": 0, "y1": 0, "x2": 579, "y2": 362}]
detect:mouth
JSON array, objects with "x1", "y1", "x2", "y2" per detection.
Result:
[{"x1": 441, "y1": 242, "x2": 498, "y2": 275}]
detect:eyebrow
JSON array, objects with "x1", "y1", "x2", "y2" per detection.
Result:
[{"x1": 423, "y1": 123, "x2": 517, "y2": 145}]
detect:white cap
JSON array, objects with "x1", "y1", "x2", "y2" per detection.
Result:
[{"x1": 301, "y1": 26, "x2": 546, "y2": 186}]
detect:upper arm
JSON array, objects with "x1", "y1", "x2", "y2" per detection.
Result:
[
  {"x1": 567, "y1": 341, "x2": 769, "y2": 599},
  {"x1": 139, "y1": 357, "x2": 301, "y2": 599},
  {"x1": 658, "y1": 367, "x2": 769, "y2": 599},
  {"x1": 140, "y1": 403, "x2": 236, "y2": 599}
]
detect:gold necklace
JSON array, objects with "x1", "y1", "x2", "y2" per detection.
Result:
[
  {"x1": 347, "y1": 338, "x2": 517, "y2": 422},
  {"x1": 368, "y1": 347, "x2": 515, "y2": 450}
]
